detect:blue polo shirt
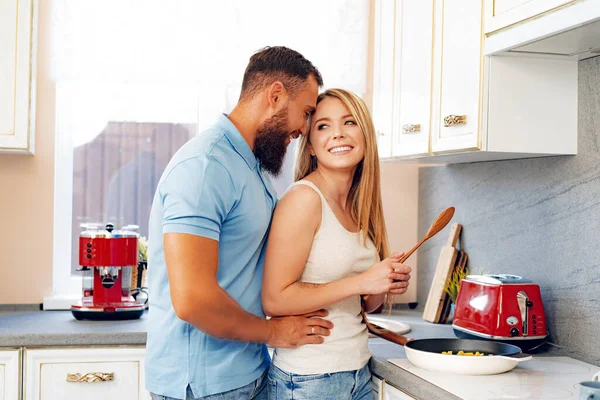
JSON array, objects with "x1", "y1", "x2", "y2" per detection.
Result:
[{"x1": 145, "y1": 114, "x2": 276, "y2": 399}]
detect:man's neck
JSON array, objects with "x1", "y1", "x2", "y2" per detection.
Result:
[{"x1": 228, "y1": 104, "x2": 261, "y2": 151}]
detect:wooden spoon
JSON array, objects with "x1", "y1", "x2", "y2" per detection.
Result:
[
  {"x1": 363, "y1": 207, "x2": 455, "y2": 301},
  {"x1": 366, "y1": 322, "x2": 411, "y2": 345},
  {"x1": 397, "y1": 206, "x2": 455, "y2": 264}
]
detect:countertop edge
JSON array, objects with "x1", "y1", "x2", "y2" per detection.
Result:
[{"x1": 0, "y1": 332, "x2": 147, "y2": 347}]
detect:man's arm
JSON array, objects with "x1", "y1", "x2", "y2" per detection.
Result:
[{"x1": 165, "y1": 233, "x2": 333, "y2": 347}]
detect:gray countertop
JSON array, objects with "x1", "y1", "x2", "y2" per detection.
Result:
[
  {"x1": 0, "y1": 310, "x2": 148, "y2": 347},
  {"x1": 0, "y1": 309, "x2": 501, "y2": 400}
]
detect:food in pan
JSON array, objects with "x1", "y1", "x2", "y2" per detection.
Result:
[{"x1": 441, "y1": 350, "x2": 491, "y2": 356}]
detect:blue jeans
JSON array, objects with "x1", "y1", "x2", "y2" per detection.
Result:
[
  {"x1": 150, "y1": 369, "x2": 268, "y2": 400},
  {"x1": 268, "y1": 363, "x2": 373, "y2": 400}
]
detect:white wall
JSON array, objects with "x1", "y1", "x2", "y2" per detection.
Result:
[{"x1": 0, "y1": 0, "x2": 54, "y2": 304}]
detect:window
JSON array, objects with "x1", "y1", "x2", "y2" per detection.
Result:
[{"x1": 46, "y1": 0, "x2": 371, "y2": 308}]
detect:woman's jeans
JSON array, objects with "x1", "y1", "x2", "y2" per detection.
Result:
[{"x1": 267, "y1": 362, "x2": 373, "y2": 400}]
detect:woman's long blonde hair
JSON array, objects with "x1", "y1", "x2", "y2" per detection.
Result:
[{"x1": 294, "y1": 88, "x2": 390, "y2": 261}]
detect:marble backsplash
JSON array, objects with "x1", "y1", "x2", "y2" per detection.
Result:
[{"x1": 416, "y1": 56, "x2": 600, "y2": 365}]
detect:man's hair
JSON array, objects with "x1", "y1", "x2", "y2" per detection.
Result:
[{"x1": 239, "y1": 46, "x2": 323, "y2": 102}]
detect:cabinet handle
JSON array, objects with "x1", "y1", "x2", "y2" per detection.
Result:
[
  {"x1": 402, "y1": 124, "x2": 421, "y2": 134},
  {"x1": 443, "y1": 114, "x2": 467, "y2": 127},
  {"x1": 377, "y1": 131, "x2": 386, "y2": 137},
  {"x1": 66, "y1": 372, "x2": 115, "y2": 383}
]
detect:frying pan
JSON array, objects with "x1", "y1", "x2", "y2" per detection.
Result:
[{"x1": 368, "y1": 324, "x2": 532, "y2": 375}]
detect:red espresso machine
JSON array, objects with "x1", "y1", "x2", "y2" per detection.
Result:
[{"x1": 71, "y1": 223, "x2": 146, "y2": 320}]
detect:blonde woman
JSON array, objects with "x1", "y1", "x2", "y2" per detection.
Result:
[{"x1": 262, "y1": 89, "x2": 412, "y2": 399}]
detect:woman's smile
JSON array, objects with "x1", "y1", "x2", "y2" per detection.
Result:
[{"x1": 328, "y1": 145, "x2": 354, "y2": 155}]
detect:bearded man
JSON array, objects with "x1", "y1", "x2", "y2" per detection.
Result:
[{"x1": 146, "y1": 46, "x2": 333, "y2": 400}]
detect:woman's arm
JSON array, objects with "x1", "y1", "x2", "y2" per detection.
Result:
[
  {"x1": 363, "y1": 293, "x2": 386, "y2": 313},
  {"x1": 262, "y1": 185, "x2": 406, "y2": 317}
]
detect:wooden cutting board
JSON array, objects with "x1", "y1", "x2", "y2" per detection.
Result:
[
  {"x1": 423, "y1": 223, "x2": 462, "y2": 323},
  {"x1": 438, "y1": 250, "x2": 468, "y2": 324}
]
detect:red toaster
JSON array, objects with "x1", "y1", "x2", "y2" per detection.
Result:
[{"x1": 453, "y1": 274, "x2": 548, "y2": 350}]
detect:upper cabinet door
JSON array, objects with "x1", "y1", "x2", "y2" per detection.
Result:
[
  {"x1": 0, "y1": 0, "x2": 38, "y2": 155},
  {"x1": 372, "y1": 0, "x2": 395, "y2": 159},
  {"x1": 484, "y1": 0, "x2": 577, "y2": 34},
  {"x1": 431, "y1": 0, "x2": 483, "y2": 154},
  {"x1": 392, "y1": 0, "x2": 434, "y2": 158}
]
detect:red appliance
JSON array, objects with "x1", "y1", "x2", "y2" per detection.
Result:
[
  {"x1": 452, "y1": 274, "x2": 548, "y2": 351},
  {"x1": 71, "y1": 223, "x2": 145, "y2": 320}
]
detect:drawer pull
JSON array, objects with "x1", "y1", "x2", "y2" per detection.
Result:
[
  {"x1": 443, "y1": 115, "x2": 467, "y2": 127},
  {"x1": 66, "y1": 372, "x2": 115, "y2": 383},
  {"x1": 402, "y1": 124, "x2": 421, "y2": 133}
]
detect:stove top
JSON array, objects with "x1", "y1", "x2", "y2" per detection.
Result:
[{"x1": 388, "y1": 357, "x2": 599, "y2": 399}]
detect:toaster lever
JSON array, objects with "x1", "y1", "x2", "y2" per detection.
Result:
[{"x1": 517, "y1": 291, "x2": 529, "y2": 336}]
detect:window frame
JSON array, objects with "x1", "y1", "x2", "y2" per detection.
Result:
[
  {"x1": 44, "y1": 107, "x2": 81, "y2": 309},
  {"x1": 44, "y1": 0, "x2": 374, "y2": 310}
]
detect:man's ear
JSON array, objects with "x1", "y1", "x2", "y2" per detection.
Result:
[{"x1": 266, "y1": 81, "x2": 285, "y2": 110}]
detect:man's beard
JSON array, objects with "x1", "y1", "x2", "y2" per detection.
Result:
[{"x1": 254, "y1": 108, "x2": 292, "y2": 177}]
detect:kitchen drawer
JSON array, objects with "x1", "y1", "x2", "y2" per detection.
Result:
[{"x1": 24, "y1": 347, "x2": 149, "y2": 400}]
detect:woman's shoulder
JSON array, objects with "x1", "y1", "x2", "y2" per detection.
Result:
[
  {"x1": 272, "y1": 181, "x2": 322, "y2": 234},
  {"x1": 278, "y1": 181, "x2": 322, "y2": 212}
]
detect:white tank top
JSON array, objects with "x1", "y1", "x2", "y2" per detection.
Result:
[{"x1": 272, "y1": 180, "x2": 378, "y2": 374}]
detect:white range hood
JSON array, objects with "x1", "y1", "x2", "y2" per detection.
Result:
[
  {"x1": 510, "y1": 18, "x2": 600, "y2": 60},
  {"x1": 485, "y1": 0, "x2": 600, "y2": 60}
]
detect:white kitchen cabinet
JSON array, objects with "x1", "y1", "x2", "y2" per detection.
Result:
[
  {"x1": 484, "y1": 0, "x2": 576, "y2": 34},
  {"x1": 372, "y1": 0, "x2": 395, "y2": 159},
  {"x1": 24, "y1": 347, "x2": 150, "y2": 400},
  {"x1": 0, "y1": 0, "x2": 38, "y2": 155},
  {"x1": 373, "y1": 0, "x2": 578, "y2": 164},
  {"x1": 391, "y1": 0, "x2": 434, "y2": 158},
  {"x1": 430, "y1": 0, "x2": 483, "y2": 154},
  {"x1": 372, "y1": 375, "x2": 417, "y2": 400},
  {"x1": 372, "y1": 0, "x2": 434, "y2": 160},
  {"x1": 383, "y1": 381, "x2": 417, "y2": 400},
  {"x1": 371, "y1": 375, "x2": 383, "y2": 400},
  {"x1": 0, "y1": 349, "x2": 20, "y2": 400},
  {"x1": 431, "y1": 0, "x2": 577, "y2": 159}
]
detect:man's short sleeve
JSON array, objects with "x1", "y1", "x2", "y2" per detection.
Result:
[{"x1": 159, "y1": 157, "x2": 235, "y2": 241}]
